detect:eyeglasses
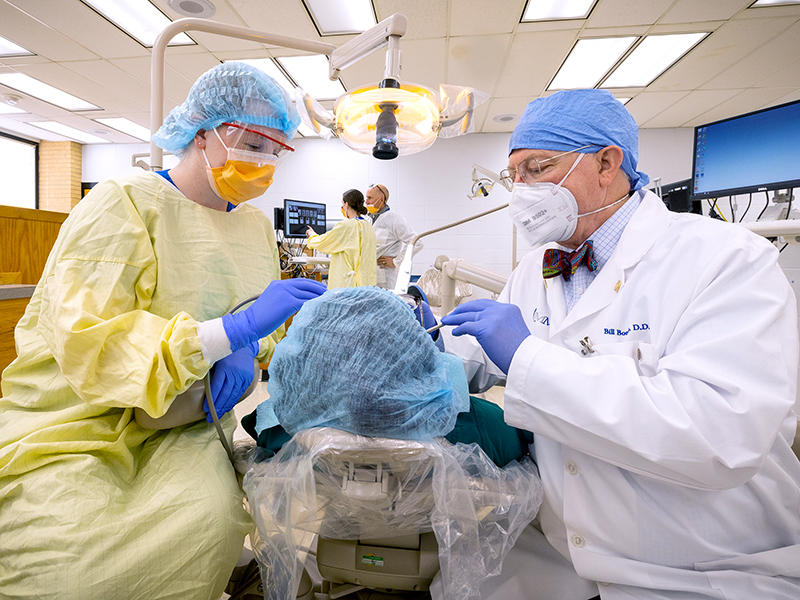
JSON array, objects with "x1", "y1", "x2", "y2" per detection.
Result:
[
  {"x1": 500, "y1": 144, "x2": 597, "y2": 187},
  {"x1": 222, "y1": 122, "x2": 295, "y2": 158}
]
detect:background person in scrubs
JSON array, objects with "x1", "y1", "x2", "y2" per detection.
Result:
[
  {"x1": 306, "y1": 188, "x2": 377, "y2": 288},
  {"x1": 440, "y1": 89, "x2": 800, "y2": 599},
  {"x1": 365, "y1": 183, "x2": 423, "y2": 290},
  {"x1": 0, "y1": 62, "x2": 325, "y2": 600}
]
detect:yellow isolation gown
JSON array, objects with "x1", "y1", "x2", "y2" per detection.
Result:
[
  {"x1": 0, "y1": 171, "x2": 283, "y2": 600},
  {"x1": 306, "y1": 217, "x2": 377, "y2": 288}
]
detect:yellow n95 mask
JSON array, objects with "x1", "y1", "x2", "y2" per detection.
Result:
[
  {"x1": 366, "y1": 205, "x2": 379, "y2": 214},
  {"x1": 204, "y1": 128, "x2": 277, "y2": 205}
]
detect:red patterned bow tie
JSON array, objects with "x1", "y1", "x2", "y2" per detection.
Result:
[{"x1": 542, "y1": 240, "x2": 597, "y2": 282}]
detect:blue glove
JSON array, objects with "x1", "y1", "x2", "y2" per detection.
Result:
[
  {"x1": 204, "y1": 341, "x2": 259, "y2": 423},
  {"x1": 222, "y1": 278, "x2": 327, "y2": 353},
  {"x1": 408, "y1": 285, "x2": 438, "y2": 339},
  {"x1": 440, "y1": 299, "x2": 531, "y2": 374}
]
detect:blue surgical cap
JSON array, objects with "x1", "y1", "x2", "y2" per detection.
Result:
[
  {"x1": 268, "y1": 286, "x2": 469, "y2": 441},
  {"x1": 152, "y1": 61, "x2": 301, "y2": 156},
  {"x1": 508, "y1": 89, "x2": 649, "y2": 191}
]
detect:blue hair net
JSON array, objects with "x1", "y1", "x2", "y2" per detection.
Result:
[
  {"x1": 152, "y1": 61, "x2": 301, "y2": 156},
  {"x1": 509, "y1": 89, "x2": 649, "y2": 191},
  {"x1": 267, "y1": 287, "x2": 469, "y2": 440}
]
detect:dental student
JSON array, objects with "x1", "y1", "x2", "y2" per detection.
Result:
[
  {"x1": 0, "y1": 62, "x2": 325, "y2": 600},
  {"x1": 439, "y1": 89, "x2": 800, "y2": 600}
]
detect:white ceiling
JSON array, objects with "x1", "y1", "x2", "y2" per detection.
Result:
[{"x1": 0, "y1": 0, "x2": 799, "y2": 145}]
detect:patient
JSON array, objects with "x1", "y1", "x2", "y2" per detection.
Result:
[{"x1": 242, "y1": 286, "x2": 532, "y2": 466}]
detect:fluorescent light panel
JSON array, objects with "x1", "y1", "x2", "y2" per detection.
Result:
[
  {"x1": 523, "y1": 0, "x2": 596, "y2": 21},
  {"x1": 296, "y1": 122, "x2": 319, "y2": 137},
  {"x1": 549, "y1": 37, "x2": 636, "y2": 90},
  {"x1": 94, "y1": 117, "x2": 151, "y2": 141},
  {"x1": 227, "y1": 59, "x2": 296, "y2": 95},
  {"x1": 752, "y1": 0, "x2": 800, "y2": 6},
  {"x1": 602, "y1": 33, "x2": 706, "y2": 88},
  {"x1": 0, "y1": 35, "x2": 33, "y2": 57},
  {"x1": 0, "y1": 73, "x2": 99, "y2": 111},
  {"x1": 304, "y1": 0, "x2": 376, "y2": 34},
  {"x1": 616, "y1": 97, "x2": 631, "y2": 104},
  {"x1": 81, "y1": 0, "x2": 193, "y2": 47},
  {"x1": 278, "y1": 55, "x2": 345, "y2": 100},
  {"x1": 30, "y1": 121, "x2": 110, "y2": 144},
  {"x1": 0, "y1": 104, "x2": 26, "y2": 114}
]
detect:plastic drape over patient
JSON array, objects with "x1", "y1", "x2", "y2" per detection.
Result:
[
  {"x1": 269, "y1": 286, "x2": 468, "y2": 439},
  {"x1": 244, "y1": 287, "x2": 543, "y2": 600}
]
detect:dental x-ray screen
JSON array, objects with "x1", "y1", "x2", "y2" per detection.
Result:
[
  {"x1": 284, "y1": 199, "x2": 326, "y2": 238},
  {"x1": 691, "y1": 99, "x2": 800, "y2": 199}
]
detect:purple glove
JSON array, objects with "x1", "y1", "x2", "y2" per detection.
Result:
[
  {"x1": 440, "y1": 299, "x2": 531, "y2": 374},
  {"x1": 204, "y1": 341, "x2": 259, "y2": 423},
  {"x1": 222, "y1": 278, "x2": 327, "y2": 353}
]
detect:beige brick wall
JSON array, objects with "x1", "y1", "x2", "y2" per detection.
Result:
[{"x1": 38, "y1": 141, "x2": 82, "y2": 213}]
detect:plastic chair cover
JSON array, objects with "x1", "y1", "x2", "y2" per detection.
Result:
[{"x1": 243, "y1": 427, "x2": 543, "y2": 600}]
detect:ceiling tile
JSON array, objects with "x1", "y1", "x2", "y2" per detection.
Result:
[
  {"x1": 758, "y1": 59, "x2": 800, "y2": 87},
  {"x1": 375, "y1": 0, "x2": 448, "y2": 39},
  {"x1": 449, "y1": 0, "x2": 524, "y2": 36},
  {"x1": 493, "y1": 30, "x2": 578, "y2": 98},
  {"x1": 61, "y1": 60, "x2": 152, "y2": 110},
  {"x1": 625, "y1": 91, "x2": 689, "y2": 125},
  {"x1": 0, "y1": 1, "x2": 98, "y2": 61},
  {"x1": 685, "y1": 87, "x2": 799, "y2": 127},
  {"x1": 649, "y1": 17, "x2": 794, "y2": 92},
  {"x1": 587, "y1": 0, "x2": 671, "y2": 27},
  {"x1": 224, "y1": 0, "x2": 321, "y2": 40},
  {"x1": 480, "y1": 97, "x2": 531, "y2": 133},
  {"x1": 447, "y1": 34, "x2": 511, "y2": 95},
  {"x1": 643, "y1": 89, "x2": 741, "y2": 127},
  {"x1": 702, "y1": 19, "x2": 800, "y2": 89},
  {"x1": 659, "y1": 0, "x2": 752, "y2": 24}
]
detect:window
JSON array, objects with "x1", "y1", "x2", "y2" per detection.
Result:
[{"x1": 0, "y1": 132, "x2": 38, "y2": 209}]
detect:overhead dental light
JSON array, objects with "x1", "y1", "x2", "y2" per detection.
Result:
[
  {"x1": 467, "y1": 163, "x2": 512, "y2": 200},
  {"x1": 148, "y1": 15, "x2": 486, "y2": 169},
  {"x1": 295, "y1": 14, "x2": 487, "y2": 160}
]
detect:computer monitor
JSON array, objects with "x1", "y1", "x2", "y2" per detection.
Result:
[
  {"x1": 691, "y1": 99, "x2": 800, "y2": 200},
  {"x1": 656, "y1": 179, "x2": 701, "y2": 214},
  {"x1": 284, "y1": 199, "x2": 326, "y2": 238}
]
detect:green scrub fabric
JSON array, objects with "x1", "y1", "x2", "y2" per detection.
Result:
[
  {"x1": 0, "y1": 171, "x2": 283, "y2": 600},
  {"x1": 242, "y1": 396, "x2": 533, "y2": 468}
]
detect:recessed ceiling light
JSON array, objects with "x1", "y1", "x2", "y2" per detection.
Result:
[
  {"x1": 303, "y1": 0, "x2": 376, "y2": 35},
  {"x1": 0, "y1": 73, "x2": 100, "y2": 111},
  {"x1": 226, "y1": 59, "x2": 296, "y2": 95},
  {"x1": 29, "y1": 121, "x2": 110, "y2": 144},
  {"x1": 167, "y1": 0, "x2": 216, "y2": 19},
  {"x1": 0, "y1": 35, "x2": 33, "y2": 57},
  {"x1": 522, "y1": 0, "x2": 597, "y2": 21},
  {"x1": 297, "y1": 122, "x2": 319, "y2": 137},
  {"x1": 602, "y1": 33, "x2": 707, "y2": 88},
  {"x1": 278, "y1": 55, "x2": 346, "y2": 100},
  {"x1": 615, "y1": 97, "x2": 632, "y2": 104},
  {"x1": 81, "y1": 0, "x2": 194, "y2": 47},
  {"x1": 493, "y1": 114, "x2": 518, "y2": 123},
  {"x1": 549, "y1": 37, "x2": 637, "y2": 90},
  {"x1": 94, "y1": 117, "x2": 151, "y2": 141}
]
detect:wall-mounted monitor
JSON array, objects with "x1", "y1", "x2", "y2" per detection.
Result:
[
  {"x1": 691, "y1": 98, "x2": 800, "y2": 200},
  {"x1": 284, "y1": 199, "x2": 326, "y2": 238}
]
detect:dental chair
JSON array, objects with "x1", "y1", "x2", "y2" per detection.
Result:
[{"x1": 243, "y1": 427, "x2": 542, "y2": 600}]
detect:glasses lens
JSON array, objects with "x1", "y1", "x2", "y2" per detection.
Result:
[
  {"x1": 397, "y1": 293, "x2": 420, "y2": 310},
  {"x1": 517, "y1": 157, "x2": 543, "y2": 184}
]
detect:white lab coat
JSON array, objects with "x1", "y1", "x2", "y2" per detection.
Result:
[
  {"x1": 371, "y1": 209, "x2": 423, "y2": 289},
  {"x1": 444, "y1": 189, "x2": 800, "y2": 599}
]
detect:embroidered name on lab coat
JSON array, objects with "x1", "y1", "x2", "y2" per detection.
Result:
[
  {"x1": 531, "y1": 308, "x2": 550, "y2": 327},
  {"x1": 603, "y1": 323, "x2": 650, "y2": 336}
]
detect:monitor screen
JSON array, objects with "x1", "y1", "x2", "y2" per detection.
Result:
[
  {"x1": 284, "y1": 199, "x2": 326, "y2": 238},
  {"x1": 691, "y1": 99, "x2": 800, "y2": 199}
]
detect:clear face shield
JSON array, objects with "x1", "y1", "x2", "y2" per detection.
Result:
[{"x1": 220, "y1": 121, "x2": 295, "y2": 166}]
